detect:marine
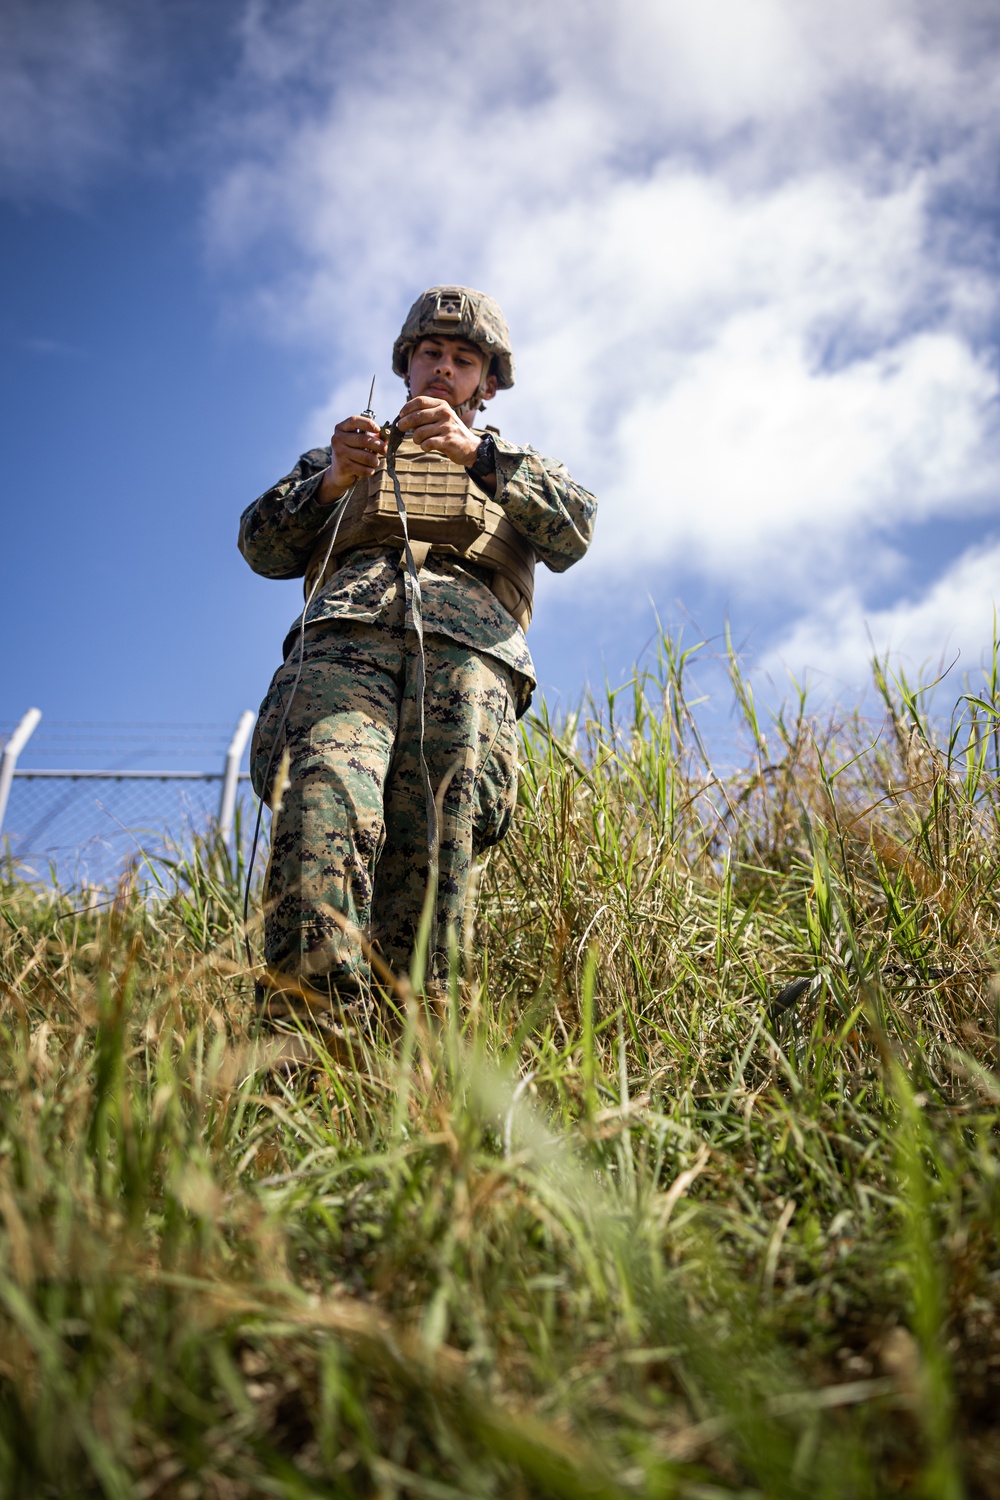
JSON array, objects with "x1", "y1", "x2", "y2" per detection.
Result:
[{"x1": 239, "y1": 286, "x2": 596, "y2": 1022}]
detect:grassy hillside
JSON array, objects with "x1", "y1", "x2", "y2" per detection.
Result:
[{"x1": 2, "y1": 640, "x2": 1000, "y2": 1498}]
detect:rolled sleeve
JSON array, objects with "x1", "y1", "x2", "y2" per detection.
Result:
[
  {"x1": 491, "y1": 436, "x2": 597, "y2": 574},
  {"x1": 238, "y1": 447, "x2": 334, "y2": 579}
]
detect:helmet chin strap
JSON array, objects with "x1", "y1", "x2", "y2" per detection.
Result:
[
  {"x1": 455, "y1": 359, "x2": 493, "y2": 419},
  {"x1": 453, "y1": 385, "x2": 487, "y2": 421}
]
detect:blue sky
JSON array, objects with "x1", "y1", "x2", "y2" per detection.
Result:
[{"x1": 5, "y1": 0, "x2": 1000, "y2": 765}]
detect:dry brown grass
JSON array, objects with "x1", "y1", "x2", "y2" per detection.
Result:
[{"x1": 2, "y1": 639, "x2": 1000, "y2": 1495}]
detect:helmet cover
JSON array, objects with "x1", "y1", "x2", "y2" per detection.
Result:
[{"x1": 392, "y1": 285, "x2": 515, "y2": 389}]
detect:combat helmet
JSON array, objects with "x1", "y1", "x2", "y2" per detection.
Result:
[{"x1": 392, "y1": 286, "x2": 515, "y2": 391}]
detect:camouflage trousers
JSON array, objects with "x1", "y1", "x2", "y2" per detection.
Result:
[{"x1": 250, "y1": 591, "x2": 519, "y2": 993}]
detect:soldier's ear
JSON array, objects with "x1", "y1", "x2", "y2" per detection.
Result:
[{"x1": 481, "y1": 373, "x2": 498, "y2": 403}]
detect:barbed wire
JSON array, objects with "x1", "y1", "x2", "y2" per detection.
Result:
[
  {"x1": 0, "y1": 721, "x2": 236, "y2": 732},
  {"x1": 0, "y1": 720, "x2": 243, "y2": 761},
  {"x1": 6, "y1": 735, "x2": 231, "y2": 746},
  {"x1": 0, "y1": 719, "x2": 236, "y2": 726}
]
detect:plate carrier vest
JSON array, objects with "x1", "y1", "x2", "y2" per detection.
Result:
[{"x1": 304, "y1": 435, "x2": 535, "y2": 633}]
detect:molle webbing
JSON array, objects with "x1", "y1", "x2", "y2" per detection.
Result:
[{"x1": 304, "y1": 438, "x2": 535, "y2": 633}]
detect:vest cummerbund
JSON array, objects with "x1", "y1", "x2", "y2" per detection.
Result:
[{"x1": 304, "y1": 436, "x2": 535, "y2": 633}]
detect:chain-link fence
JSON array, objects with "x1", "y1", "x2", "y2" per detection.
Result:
[{"x1": 0, "y1": 712, "x2": 266, "y2": 889}]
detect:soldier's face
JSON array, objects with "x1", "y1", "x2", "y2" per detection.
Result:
[{"x1": 408, "y1": 336, "x2": 492, "y2": 409}]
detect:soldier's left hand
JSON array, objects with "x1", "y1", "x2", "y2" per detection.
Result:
[{"x1": 396, "y1": 397, "x2": 480, "y2": 467}]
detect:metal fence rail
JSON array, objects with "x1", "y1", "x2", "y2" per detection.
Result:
[{"x1": 0, "y1": 708, "x2": 262, "y2": 888}]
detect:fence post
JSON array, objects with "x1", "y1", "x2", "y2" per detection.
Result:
[
  {"x1": 0, "y1": 708, "x2": 42, "y2": 839},
  {"x1": 218, "y1": 710, "x2": 255, "y2": 844}
]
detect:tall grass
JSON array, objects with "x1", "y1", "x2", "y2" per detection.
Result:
[{"x1": 2, "y1": 637, "x2": 1000, "y2": 1497}]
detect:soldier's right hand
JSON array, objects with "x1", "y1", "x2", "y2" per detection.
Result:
[{"x1": 319, "y1": 415, "x2": 387, "y2": 503}]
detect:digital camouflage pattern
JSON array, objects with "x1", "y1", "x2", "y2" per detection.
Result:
[
  {"x1": 238, "y1": 432, "x2": 597, "y2": 717},
  {"x1": 241, "y1": 373, "x2": 595, "y2": 997},
  {"x1": 250, "y1": 589, "x2": 518, "y2": 991},
  {"x1": 392, "y1": 285, "x2": 515, "y2": 389}
]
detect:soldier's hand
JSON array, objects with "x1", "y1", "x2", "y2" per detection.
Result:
[
  {"x1": 319, "y1": 415, "x2": 387, "y2": 503},
  {"x1": 396, "y1": 397, "x2": 480, "y2": 467}
]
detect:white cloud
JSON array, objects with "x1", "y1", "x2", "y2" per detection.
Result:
[
  {"x1": 607, "y1": 318, "x2": 998, "y2": 583},
  {"x1": 199, "y1": 0, "x2": 1000, "y2": 682},
  {"x1": 755, "y1": 540, "x2": 1000, "y2": 695},
  {"x1": 206, "y1": 1, "x2": 1000, "y2": 540},
  {"x1": 10, "y1": 0, "x2": 1000, "y2": 703}
]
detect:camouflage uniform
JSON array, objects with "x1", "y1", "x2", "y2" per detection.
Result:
[
  {"x1": 248, "y1": 587, "x2": 519, "y2": 987},
  {"x1": 239, "y1": 291, "x2": 596, "y2": 996}
]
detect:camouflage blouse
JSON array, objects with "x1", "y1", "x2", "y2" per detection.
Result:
[{"x1": 238, "y1": 434, "x2": 597, "y2": 716}]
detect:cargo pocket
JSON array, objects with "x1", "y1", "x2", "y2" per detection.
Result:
[
  {"x1": 472, "y1": 690, "x2": 519, "y2": 853},
  {"x1": 250, "y1": 667, "x2": 292, "y2": 801}
]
